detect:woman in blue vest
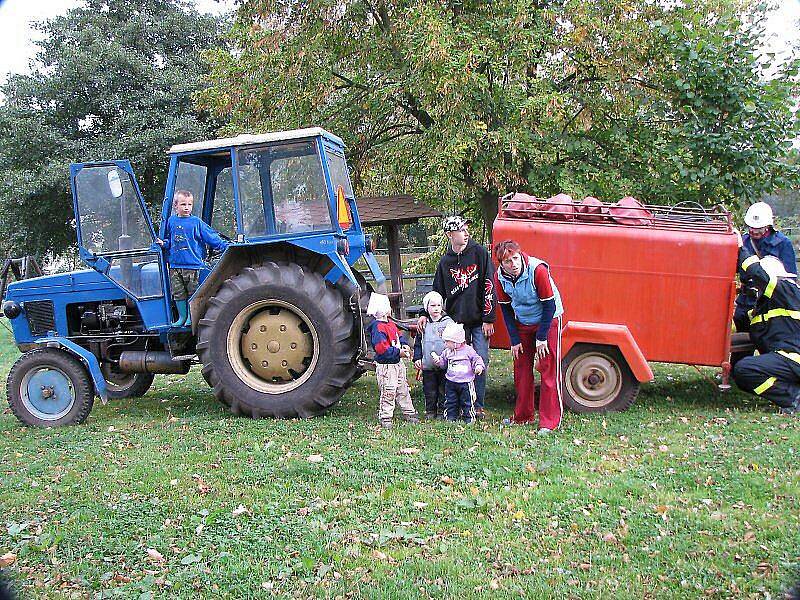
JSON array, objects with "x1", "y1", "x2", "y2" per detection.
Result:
[{"x1": 494, "y1": 239, "x2": 564, "y2": 433}]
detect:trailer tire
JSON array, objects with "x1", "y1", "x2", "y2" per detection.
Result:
[
  {"x1": 561, "y1": 344, "x2": 639, "y2": 413},
  {"x1": 7, "y1": 348, "x2": 95, "y2": 427},
  {"x1": 196, "y1": 263, "x2": 357, "y2": 418}
]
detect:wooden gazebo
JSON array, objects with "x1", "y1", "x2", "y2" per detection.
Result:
[{"x1": 357, "y1": 195, "x2": 441, "y2": 316}]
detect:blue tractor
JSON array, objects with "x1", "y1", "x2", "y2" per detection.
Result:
[{"x1": 2, "y1": 128, "x2": 386, "y2": 426}]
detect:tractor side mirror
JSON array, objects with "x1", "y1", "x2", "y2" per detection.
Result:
[{"x1": 107, "y1": 169, "x2": 124, "y2": 198}]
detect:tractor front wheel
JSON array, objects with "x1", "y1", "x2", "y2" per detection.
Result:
[
  {"x1": 196, "y1": 262, "x2": 357, "y2": 418},
  {"x1": 7, "y1": 348, "x2": 95, "y2": 427}
]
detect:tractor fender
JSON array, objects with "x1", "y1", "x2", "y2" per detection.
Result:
[
  {"x1": 561, "y1": 321, "x2": 653, "y2": 383},
  {"x1": 37, "y1": 337, "x2": 108, "y2": 403}
]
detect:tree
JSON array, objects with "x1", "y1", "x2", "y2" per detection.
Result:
[
  {"x1": 200, "y1": 0, "x2": 799, "y2": 233},
  {"x1": 0, "y1": 0, "x2": 225, "y2": 259}
]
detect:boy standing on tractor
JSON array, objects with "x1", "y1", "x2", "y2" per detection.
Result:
[
  {"x1": 367, "y1": 293, "x2": 419, "y2": 429},
  {"x1": 158, "y1": 190, "x2": 228, "y2": 326}
]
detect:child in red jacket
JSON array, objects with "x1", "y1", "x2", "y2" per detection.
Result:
[{"x1": 366, "y1": 293, "x2": 419, "y2": 429}]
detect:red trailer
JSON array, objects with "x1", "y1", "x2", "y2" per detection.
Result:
[{"x1": 491, "y1": 196, "x2": 739, "y2": 412}]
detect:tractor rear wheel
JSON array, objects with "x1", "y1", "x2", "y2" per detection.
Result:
[
  {"x1": 7, "y1": 348, "x2": 95, "y2": 427},
  {"x1": 561, "y1": 344, "x2": 639, "y2": 413},
  {"x1": 196, "y1": 262, "x2": 358, "y2": 418}
]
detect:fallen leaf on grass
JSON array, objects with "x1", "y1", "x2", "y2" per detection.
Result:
[
  {"x1": 192, "y1": 474, "x2": 211, "y2": 495},
  {"x1": 113, "y1": 574, "x2": 131, "y2": 583},
  {"x1": 371, "y1": 550, "x2": 388, "y2": 561},
  {"x1": 180, "y1": 553, "x2": 201, "y2": 565},
  {"x1": 440, "y1": 476, "x2": 454, "y2": 485},
  {"x1": 743, "y1": 531, "x2": 756, "y2": 542},
  {"x1": 307, "y1": 454, "x2": 324, "y2": 463},
  {"x1": 654, "y1": 505, "x2": 669, "y2": 515},
  {"x1": 601, "y1": 532, "x2": 617, "y2": 543},
  {"x1": 412, "y1": 502, "x2": 428, "y2": 509},
  {"x1": 658, "y1": 445, "x2": 669, "y2": 452},
  {"x1": 232, "y1": 505, "x2": 250, "y2": 517},
  {"x1": 146, "y1": 548, "x2": 164, "y2": 563},
  {"x1": 0, "y1": 552, "x2": 16, "y2": 567},
  {"x1": 489, "y1": 579, "x2": 500, "y2": 590},
  {"x1": 399, "y1": 447, "x2": 420, "y2": 455}
]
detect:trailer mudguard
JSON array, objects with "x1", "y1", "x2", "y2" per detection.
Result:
[
  {"x1": 38, "y1": 337, "x2": 108, "y2": 402},
  {"x1": 561, "y1": 321, "x2": 654, "y2": 383}
]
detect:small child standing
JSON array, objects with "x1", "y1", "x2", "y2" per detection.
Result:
[
  {"x1": 366, "y1": 293, "x2": 419, "y2": 429},
  {"x1": 413, "y1": 291, "x2": 453, "y2": 419},
  {"x1": 159, "y1": 190, "x2": 228, "y2": 327},
  {"x1": 432, "y1": 322, "x2": 485, "y2": 423}
]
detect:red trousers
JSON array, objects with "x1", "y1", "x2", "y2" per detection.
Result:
[{"x1": 512, "y1": 317, "x2": 562, "y2": 429}]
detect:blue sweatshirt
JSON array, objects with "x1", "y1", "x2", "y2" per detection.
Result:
[{"x1": 164, "y1": 215, "x2": 228, "y2": 269}]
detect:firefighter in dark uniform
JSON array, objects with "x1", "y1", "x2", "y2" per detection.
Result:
[{"x1": 732, "y1": 243, "x2": 800, "y2": 415}]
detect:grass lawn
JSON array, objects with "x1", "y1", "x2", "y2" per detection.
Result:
[{"x1": 0, "y1": 325, "x2": 798, "y2": 599}]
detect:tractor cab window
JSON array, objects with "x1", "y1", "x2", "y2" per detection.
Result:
[
  {"x1": 212, "y1": 167, "x2": 237, "y2": 239},
  {"x1": 326, "y1": 151, "x2": 354, "y2": 198},
  {"x1": 237, "y1": 141, "x2": 332, "y2": 237},
  {"x1": 74, "y1": 165, "x2": 153, "y2": 254},
  {"x1": 173, "y1": 161, "x2": 207, "y2": 217}
]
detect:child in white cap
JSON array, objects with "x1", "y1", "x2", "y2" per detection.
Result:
[
  {"x1": 431, "y1": 322, "x2": 485, "y2": 423},
  {"x1": 412, "y1": 291, "x2": 453, "y2": 419},
  {"x1": 366, "y1": 293, "x2": 418, "y2": 429}
]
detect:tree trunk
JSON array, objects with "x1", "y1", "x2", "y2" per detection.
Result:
[{"x1": 478, "y1": 190, "x2": 499, "y2": 243}]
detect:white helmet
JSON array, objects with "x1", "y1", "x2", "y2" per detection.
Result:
[
  {"x1": 744, "y1": 202, "x2": 774, "y2": 228},
  {"x1": 760, "y1": 256, "x2": 796, "y2": 279}
]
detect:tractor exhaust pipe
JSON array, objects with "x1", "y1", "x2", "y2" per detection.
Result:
[{"x1": 118, "y1": 351, "x2": 190, "y2": 375}]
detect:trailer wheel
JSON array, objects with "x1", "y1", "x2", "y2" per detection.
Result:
[
  {"x1": 101, "y1": 364, "x2": 154, "y2": 399},
  {"x1": 561, "y1": 344, "x2": 639, "y2": 413},
  {"x1": 7, "y1": 348, "x2": 95, "y2": 427},
  {"x1": 196, "y1": 262, "x2": 357, "y2": 418}
]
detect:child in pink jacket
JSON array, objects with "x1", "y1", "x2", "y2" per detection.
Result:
[{"x1": 431, "y1": 322, "x2": 485, "y2": 423}]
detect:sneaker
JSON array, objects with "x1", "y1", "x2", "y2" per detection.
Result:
[
  {"x1": 403, "y1": 414, "x2": 420, "y2": 424},
  {"x1": 379, "y1": 420, "x2": 393, "y2": 429},
  {"x1": 463, "y1": 418, "x2": 475, "y2": 425},
  {"x1": 537, "y1": 427, "x2": 553, "y2": 436},
  {"x1": 424, "y1": 412, "x2": 436, "y2": 420},
  {"x1": 779, "y1": 404, "x2": 800, "y2": 415},
  {"x1": 475, "y1": 409, "x2": 486, "y2": 421}
]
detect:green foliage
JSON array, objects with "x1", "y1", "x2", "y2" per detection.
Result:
[
  {"x1": 200, "y1": 0, "x2": 799, "y2": 228},
  {"x1": 0, "y1": 0, "x2": 225, "y2": 259}
]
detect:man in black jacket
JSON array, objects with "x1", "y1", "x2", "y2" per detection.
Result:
[
  {"x1": 419, "y1": 216, "x2": 497, "y2": 417},
  {"x1": 733, "y1": 243, "x2": 800, "y2": 414}
]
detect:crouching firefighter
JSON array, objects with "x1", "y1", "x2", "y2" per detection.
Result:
[{"x1": 732, "y1": 244, "x2": 800, "y2": 415}]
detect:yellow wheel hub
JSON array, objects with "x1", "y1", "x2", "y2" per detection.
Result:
[{"x1": 240, "y1": 307, "x2": 313, "y2": 381}]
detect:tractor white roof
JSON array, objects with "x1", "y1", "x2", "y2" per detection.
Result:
[{"x1": 168, "y1": 127, "x2": 344, "y2": 154}]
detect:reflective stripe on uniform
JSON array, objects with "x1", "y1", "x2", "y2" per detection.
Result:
[
  {"x1": 750, "y1": 309, "x2": 800, "y2": 326},
  {"x1": 741, "y1": 255, "x2": 760, "y2": 271},
  {"x1": 754, "y1": 377, "x2": 776, "y2": 395},
  {"x1": 764, "y1": 276, "x2": 778, "y2": 299},
  {"x1": 777, "y1": 350, "x2": 800, "y2": 365}
]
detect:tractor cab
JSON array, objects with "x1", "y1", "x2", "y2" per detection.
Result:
[{"x1": 69, "y1": 128, "x2": 380, "y2": 330}]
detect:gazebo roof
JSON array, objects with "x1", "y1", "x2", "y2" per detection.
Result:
[{"x1": 357, "y1": 195, "x2": 441, "y2": 226}]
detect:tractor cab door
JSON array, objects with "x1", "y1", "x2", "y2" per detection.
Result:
[{"x1": 70, "y1": 161, "x2": 170, "y2": 329}]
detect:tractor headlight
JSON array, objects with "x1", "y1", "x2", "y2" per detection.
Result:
[
  {"x1": 2, "y1": 300, "x2": 21, "y2": 319},
  {"x1": 336, "y1": 238, "x2": 350, "y2": 256}
]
